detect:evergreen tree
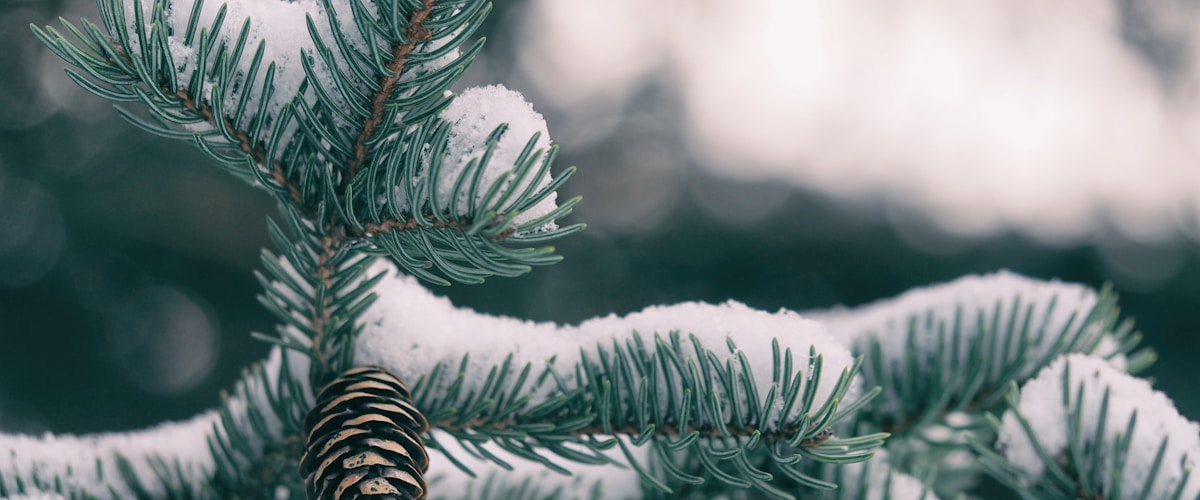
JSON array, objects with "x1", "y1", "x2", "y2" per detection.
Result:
[{"x1": 6, "y1": 0, "x2": 1198, "y2": 498}]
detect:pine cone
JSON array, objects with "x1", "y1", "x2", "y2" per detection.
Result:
[{"x1": 300, "y1": 366, "x2": 430, "y2": 499}]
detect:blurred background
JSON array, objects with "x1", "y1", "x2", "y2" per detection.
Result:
[{"x1": 1, "y1": 0, "x2": 1198, "y2": 441}]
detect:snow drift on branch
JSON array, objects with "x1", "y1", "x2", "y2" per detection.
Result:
[
  {"x1": 354, "y1": 259, "x2": 856, "y2": 429},
  {"x1": 812, "y1": 270, "x2": 1124, "y2": 416},
  {"x1": 995, "y1": 354, "x2": 1200, "y2": 498},
  {"x1": 433, "y1": 85, "x2": 559, "y2": 228},
  {"x1": 0, "y1": 411, "x2": 215, "y2": 497}
]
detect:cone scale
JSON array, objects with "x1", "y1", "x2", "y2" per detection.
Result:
[{"x1": 300, "y1": 366, "x2": 430, "y2": 499}]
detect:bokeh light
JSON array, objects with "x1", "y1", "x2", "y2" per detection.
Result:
[
  {"x1": 0, "y1": 172, "x2": 65, "y2": 288},
  {"x1": 103, "y1": 285, "x2": 221, "y2": 395},
  {"x1": 517, "y1": 0, "x2": 1200, "y2": 245}
]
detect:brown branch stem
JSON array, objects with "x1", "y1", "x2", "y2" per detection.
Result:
[
  {"x1": 358, "y1": 215, "x2": 515, "y2": 240},
  {"x1": 171, "y1": 90, "x2": 304, "y2": 205},
  {"x1": 109, "y1": 44, "x2": 305, "y2": 206},
  {"x1": 341, "y1": 0, "x2": 438, "y2": 192},
  {"x1": 430, "y1": 418, "x2": 835, "y2": 449},
  {"x1": 309, "y1": 227, "x2": 342, "y2": 378}
]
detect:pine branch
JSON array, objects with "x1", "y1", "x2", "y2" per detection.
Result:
[
  {"x1": 807, "y1": 271, "x2": 1159, "y2": 498},
  {"x1": 977, "y1": 354, "x2": 1200, "y2": 499},
  {"x1": 207, "y1": 348, "x2": 312, "y2": 498},
  {"x1": 0, "y1": 413, "x2": 215, "y2": 498},
  {"x1": 424, "y1": 432, "x2": 642, "y2": 500},
  {"x1": 31, "y1": 0, "x2": 307, "y2": 204},
  {"x1": 170, "y1": 88, "x2": 305, "y2": 205},
  {"x1": 420, "y1": 341, "x2": 874, "y2": 499},
  {"x1": 349, "y1": 113, "x2": 584, "y2": 285},
  {"x1": 343, "y1": 0, "x2": 437, "y2": 189},
  {"x1": 256, "y1": 206, "x2": 380, "y2": 382},
  {"x1": 34, "y1": 0, "x2": 576, "y2": 295},
  {"x1": 0, "y1": 266, "x2": 885, "y2": 499},
  {"x1": 0, "y1": 346, "x2": 312, "y2": 499},
  {"x1": 351, "y1": 261, "x2": 886, "y2": 499},
  {"x1": 813, "y1": 271, "x2": 1152, "y2": 439}
]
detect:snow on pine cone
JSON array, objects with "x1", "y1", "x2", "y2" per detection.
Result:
[{"x1": 300, "y1": 366, "x2": 430, "y2": 499}]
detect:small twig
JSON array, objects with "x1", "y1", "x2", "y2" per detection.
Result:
[
  {"x1": 358, "y1": 215, "x2": 516, "y2": 240},
  {"x1": 431, "y1": 418, "x2": 835, "y2": 449},
  {"x1": 341, "y1": 0, "x2": 438, "y2": 192},
  {"x1": 171, "y1": 90, "x2": 304, "y2": 205},
  {"x1": 100, "y1": 42, "x2": 306, "y2": 206},
  {"x1": 309, "y1": 226, "x2": 343, "y2": 378}
]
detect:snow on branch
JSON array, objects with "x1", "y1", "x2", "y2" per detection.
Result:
[
  {"x1": 355, "y1": 260, "x2": 857, "y2": 425},
  {"x1": 153, "y1": 0, "x2": 323, "y2": 133},
  {"x1": 0, "y1": 411, "x2": 215, "y2": 498},
  {"x1": 37, "y1": 0, "x2": 579, "y2": 286},
  {"x1": 811, "y1": 270, "x2": 1143, "y2": 432},
  {"x1": 990, "y1": 354, "x2": 1200, "y2": 499},
  {"x1": 354, "y1": 83, "x2": 580, "y2": 284},
  {"x1": 0, "y1": 346, "x2": 311, "y2": 498},
  {"x1": 365, "y1": 84, "x2": 566, "y2": 235},
  {"x1": 0, "y1": 345, "x2": 316, "y2": 496},
  {"x1": 35, "y1": 0, "x2": 480, "y2": 201},
  {"x1": 434, "y1": 85, "x2": 559, "y2": 229},
  {"x1": 150, "y1": 0, "x2": 465, "y2": 149},
  {"x1": 352, "y1": 259, "x2": 873, "y2": 495}
]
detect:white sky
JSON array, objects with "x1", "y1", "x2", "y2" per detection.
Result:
[{"x1": 516, "y1": 0, "x2": 1200, "y2": 245}]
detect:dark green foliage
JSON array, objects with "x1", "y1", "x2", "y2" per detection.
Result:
[
  {"x1": 412, "y1": 331, "x2": 884, "y2": 500},
  {"x1": 32, "y1": 0, "x2": 580, "y2": 286},
  {"x1": 971, "y1": 361, "x2": 1195, "y2": 500},
  {"x1": 849, "y1": 286, "x2": 1151, "y2": 438}
]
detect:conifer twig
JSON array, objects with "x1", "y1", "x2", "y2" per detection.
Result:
[{"x1": 343, "y1": 0, "x2": 438, "y2": 191}]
